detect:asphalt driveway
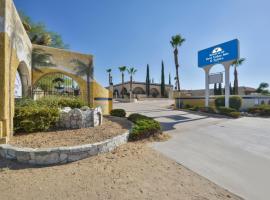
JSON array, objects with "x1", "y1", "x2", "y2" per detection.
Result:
[{"x1": 114, "y1": 99, "x2": 270, "y2": 200}]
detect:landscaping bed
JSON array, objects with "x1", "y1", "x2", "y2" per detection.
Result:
[{"x1": 9, "y1": 116, "x2": 132, "y2": 148}]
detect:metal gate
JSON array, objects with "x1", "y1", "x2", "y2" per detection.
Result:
[{"x1": 33, "y1": 73, "x2": 80, "y2": 98}]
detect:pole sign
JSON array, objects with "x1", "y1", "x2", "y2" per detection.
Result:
[
  {"x1": 209, "y1": 73, "x2": 223, "y2": 84},
  {"x1": 198, "y1": 39, "x2": 239, "y2": 68}
]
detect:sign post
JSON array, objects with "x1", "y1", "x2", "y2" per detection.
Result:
[{"x1": 198, "y1": 39, "x2": 239, "y2": 108}]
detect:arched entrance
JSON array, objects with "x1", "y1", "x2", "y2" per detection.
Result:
[
  {"x1": 133, "y1": 87, "x2": 145, "y2": 95},
  {"x1": 150, "y1": 88, "x2": 159, "y2": 98},
  {"x1": 33, "y1": 72, "x2": 81, "y2": 99},
  {"x1": 15, "y1": 61, "x2": 31, "y2": 98}
]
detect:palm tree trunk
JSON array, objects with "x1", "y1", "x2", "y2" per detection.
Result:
[
  {"x1": 87, "y1": 73, "x2": 90, "y2": 106},
  {"x1": 234, "y1": 66, "x2": 238, "y2": 95},
  {"x1": 174, "y1": 48, "x2": 180, "y2": 91},
  {"x1": 130, "y1": 75, "x2": 133, "y2": 99},
  {"x1": 122, "y1": 73, "x2": 124, "y2": 98}
]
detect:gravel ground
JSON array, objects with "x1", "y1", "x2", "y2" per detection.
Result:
[
  {"x1": 0, "y1": 142, "x2": 242, "y2": 200},
  {"x1": 9, "y1": 117, "x2": 132, "y2": 148}
]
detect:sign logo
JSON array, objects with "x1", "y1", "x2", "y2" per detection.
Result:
[{"x1": 198, "y1": 39, "x2": 239, "y2": 68}]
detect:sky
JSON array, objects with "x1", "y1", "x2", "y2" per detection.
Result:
[{"x1": 14, "y1": 0, "x2": 270, "y2": 89}]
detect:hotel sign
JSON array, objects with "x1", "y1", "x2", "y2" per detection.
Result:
[{"x1": 198, "y1": 39, "x2": 239, "y2": 68}]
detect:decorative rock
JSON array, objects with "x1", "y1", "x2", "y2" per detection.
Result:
[{"x1": 57, "y1": 106, "x2": 103, "y2": 129}]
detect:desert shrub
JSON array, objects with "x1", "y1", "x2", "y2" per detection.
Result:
[
  {"x1": 127, "y1": 113, "x2": 150, "y2": 123},
  {"x1": 36, "y1": 96, "x2": 86, "y2": 109},
  {"x1": 188, "y1": 106, "x2": 199, "y2": 111},
  {"x1": 215, "y1": 96, "x2": 242, "y2": 111},
  {"x1": 129, "y1": 118, "x2": 162, "y2": 141},
  {"x1": 14, "y1": 105, "x2": 60, "y2": 133},
  {"x1": 228, "y1": 111, "x2": 241, "y2": 118},
  {"x1": 217, "y1": 106, "x2": 236, "y2": 114},
  {"x1": 198, "y1": 106, "x2": 216, "y2": 113},
  {"x1": 183, "y1": 104, "x2": 192, "y2": 109},
  {"x1": 248, "y1": 105, "x2": 270, "y2": 116},
  {"x1": 110, "y1": 109, "x2": 126, "y2": 117}
]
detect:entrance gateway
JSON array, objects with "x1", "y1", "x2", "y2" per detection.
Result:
[{"x1": 198, "y1": 39, "x2": 239, "y2": 107}]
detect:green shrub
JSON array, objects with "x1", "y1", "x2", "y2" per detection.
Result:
[
  {"x1": 127, "y1": 113, "x2": 150, "y2": 123},
  {"x1": 217, "y1": 106, "x2": 236, "y2": 114},
  {"x1": 188, "y1": 106, "x2": 199, "y2": 111},
  {"x1": 14, "y1": 105, "x2": 60, "y2": 133},
  {"x1": 215, "y1": 96, "x2": 242, "y2": 110},
  {"x1": 228, "y1": 111, "x2": 241, "y2": 118},
  {"x1": 183, "y1": 104, "x2": 192, "y2": 109},
  {"x1": 110, "y1": 109, "x2": 126, "y2": 117},
  {"x1": 129, "y1": 118, "x2": 162, "y2": 141},
  {"x1": 248, "y1": 105, "x2": 270, "y2": 116},
  {"x1": 36, "y1": 96, "x2": 86, "y2": 109},
  {"x1": 198, "y1": 106, "x2": 216, "y2": 113}
]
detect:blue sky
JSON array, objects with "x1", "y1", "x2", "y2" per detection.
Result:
[{"x1": 14, "y1": 0, "x2": 270, "y2": 89}]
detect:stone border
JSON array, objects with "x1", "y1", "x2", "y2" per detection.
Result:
[{"x1": 0, "y1": 131, "x2": 130, "y2": 166}]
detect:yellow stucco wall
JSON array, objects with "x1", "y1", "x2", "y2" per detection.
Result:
[{"x1": 0, "y1": 0, "x2": 112, "y2": 143}]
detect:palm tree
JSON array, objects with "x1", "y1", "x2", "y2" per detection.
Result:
[
  {"x1": 32, "y1": 48, "x2": 55, "y2": 72},
  {"x1": 170, "y1": 34, "x2": 185, "y2": 91},
  {"x1": 119, "y1": 66, "x2": 127, "y2": 98},
  {"x1": 71, "y1": 59, "x2": 93, "y2": 105},
  {"x1": 106, "y1": 68, "x2": 112, "y2": 86},
  {"x1": 127, "y1": 67, "x2": 137, "y2": 99},
  {"x1": 232, "y1": 58, "x2": 245, "y2": 95}
]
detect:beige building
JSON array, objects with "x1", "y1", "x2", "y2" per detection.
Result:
[{"x1": 110, "y1": 81, "x2": 173, "y2": 98}]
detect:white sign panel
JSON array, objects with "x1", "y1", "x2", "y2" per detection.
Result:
[{"x1": 209, "y1": 73, "x2": 223, "y2": 84}]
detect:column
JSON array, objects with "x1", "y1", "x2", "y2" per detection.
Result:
[
  {"x1": 204, "y1": 67, "x2": 211, "y2": 107},
  {"x1": 224, "y1": 63, "x2": 231, "y2": 108}
]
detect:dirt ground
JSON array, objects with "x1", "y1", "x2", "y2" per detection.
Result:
[
  {"x1": 9, "y1": 117, "x2": 132, "y2": 148},
  {"x1": 0, "y1": 142, "x2": 242, "y2": 200}
]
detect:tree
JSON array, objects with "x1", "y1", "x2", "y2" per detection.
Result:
[
  {"x1": 19, "y1": 11, "x2": 69, "y2": 49},
  {"x1": 161, "y1": 61, "x2": 165, "y2": 97},
  {"x1": 169, "y1": 73, "x2": 172, "y2": 85},
  {"x1": 170, "y1": 34, "x2": 185, "y2": 91},
  {"x1": 214, "y1": 83, "x2": 217, "y2": 95},
  {"x1": 256, "y1": 82, "x2": 270, "y2": 95},
  {"x1": 230, "y1": 82, "x2": 233, "y2": 95},
  {"x1": 146, "y1": 64, "x2": 150, "y2": 97},
  {"x1": 119, "y1": 66, "x2": 127, "y2": 98},
  {"x1": 127, "y1": 67, "x2": 137, "y2": 99},
  {"x1": 32, "y1": 48, "x2": 55, "y2": 72},
  {"x1": 232, "y1": 58, "x2": 245, "y2": 95},
  {"x1": 218, "y1": 83, "x2": 222, "y2": 95},
  {"x1": 106, "y1": 69, "x2": 112, "y2": 86},
  {"x1": 71, "y1": 59, "x2": 93, "y2": 105}
]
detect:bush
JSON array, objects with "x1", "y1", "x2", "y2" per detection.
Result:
[
  {"x1": 217, "y1": 106, "x2": 236, "y2": 114},
  {"x1": 188, "y1": 106, "x2": 199, "y2": 111},
  {"x1": 129, "y1": 118, "x2": 162, "y2": 141},
  {"x1": 36, "y1": 96, "x2": 86, "y2": 109},
  {"x1": 228, "y1": 111, "x2": 241, "y2": 118},
  {"x1": 183, "y1": 104, "x2": 192, "y2": 109},
  {"x1": 127, "y1": 113, "x2": 150, "y2": 123},
  {"x1": 248, "y1": 105, "x2": 270, "y2": 116},
  {"x1": 198, "y1": 106, "x2": 216, "y2": 113},
  {"x1": 14, "y1": 105, "x2": 60, "y2": 133},
  {"x1": 215, "y1": 96, "x2": 242, "y2": 111},
  {"x1": 110, "y1": 109, "x2": 126, "y2": 117}
]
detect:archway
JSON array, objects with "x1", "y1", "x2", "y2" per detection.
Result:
[
  {"x1": 113, "y1": 89, "x2": 119, "y2": 98},
  {"x1": 33, "y1": 72, "x2": 81, "y2": 99},
  {"x1": 121, "y1": 87, "x2": 128, "y2": 97},
  {"x1": 15, "y1": 61, "x2": 31, "y2": 98},
  {"x1": 133, "y1": 87, "x2": 145, "y2": 95},
  {"x1": 150, "y1": 88, "x2": 159, "y2": 98}
]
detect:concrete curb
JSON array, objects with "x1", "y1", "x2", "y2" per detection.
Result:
[{"x1": 0, "y1": 131, "x2": 130, "y2": 166}]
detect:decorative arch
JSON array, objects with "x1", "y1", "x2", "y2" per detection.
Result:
[
  {"x1": 113, "y1": 89, "x2": 119, "y2": 98},
  {"x1": 32, "y1": 68, "x2": 88, "y2": 103},
  {"x1": 16, "y1": 61, "x2": 31, "y2": 97},
  {"x1": 150, "y1": 88, "x2": 159, "y2": 98},
  {"x1": 133, "y1": 87, "x2": 145, "y2": 94},
  {"x1": 121, "y1": 87, "x2": 128, "y2": 96}
]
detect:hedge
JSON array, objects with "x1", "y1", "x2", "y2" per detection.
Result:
[
  {"x1": 110, "y1": 109, "x2": 126, "y2": 117},
  {"x1": 215, "y1": 96, "x2": 242, "y2": 111},
  {"x1": 248, "y1": 105, "x2": 270, "y2": 116},
  {"x1": 128, "y1": 113, "x2": 162, "y2": 141},
  {"x1": 14, "y1": 105, "x2": 60, "y2": 133}
]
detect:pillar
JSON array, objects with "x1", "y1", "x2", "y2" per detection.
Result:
[
  {"x1": 203, "y1": 66, "x2": 211, "y2": 107},
  {"x1": 224, "y1": 62, "x2": 231, "y2": 108}
]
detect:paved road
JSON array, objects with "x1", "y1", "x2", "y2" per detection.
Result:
[{"x1": 114, "y1": 99, "x2": 270, "y2": 200}]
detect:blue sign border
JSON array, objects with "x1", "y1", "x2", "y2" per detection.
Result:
[{"x1": 198, "y1": 39, "x2": 239, "y2": 68}]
